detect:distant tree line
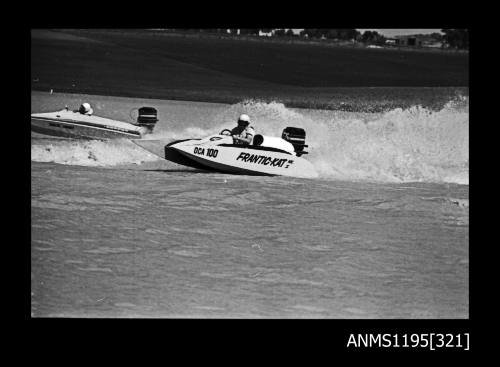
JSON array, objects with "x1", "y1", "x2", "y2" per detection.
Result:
[
  {"x1": 166, "y1": 29, "x2": 468, "y2": 50},
  {"x1": 298, "y1": 28, "x2": 360, "y2": 40},
  {"x1": 441, "y1": 29, "x2": 468, "y2": 49},
  {"x1": 360, "y1": 30, "x2": 386, "y2": 45},
  {"x1": 178, "y1": 28, "x2": 362, "y2": 40},
  {"x1": 196, "y1": 28, "x2": 387, "y2": 44}
]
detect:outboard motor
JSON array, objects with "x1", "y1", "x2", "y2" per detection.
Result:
[
  {"x1": 136, "y1": 107, "x2": 158, "y2": 132},
  {"x1": 282, "y1": 127, "x2": 308, "y2": 156}
]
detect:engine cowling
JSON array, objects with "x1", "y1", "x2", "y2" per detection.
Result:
[
  {"x1": 136, "y1": 107, "x2": 158, "y2": 132},
  {"x1": 281, "y1": 127, "x2": 308, "y2": 156}
]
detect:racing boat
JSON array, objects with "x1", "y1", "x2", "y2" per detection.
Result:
[
  {"x1": 134, "y1": 126, "x2": 318, "y2": 178},
  {"x1": 31, "y1": 106, "x2": 158, "y2": 140}
]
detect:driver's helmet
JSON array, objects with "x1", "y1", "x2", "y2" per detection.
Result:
[
  {"x1": 237, "y1": 114, "x2": 250, "y2": 126},
  {"x1": 79, "y1": 102, "x2": 93, "y2": 115}
]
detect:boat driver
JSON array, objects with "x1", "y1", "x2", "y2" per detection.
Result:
[
  {"x1": 231, "y1": 114, "x2": 254, "y2": 145},
  {"x1": 76, "y1": 102, "x2": 94, "y2": 116}
]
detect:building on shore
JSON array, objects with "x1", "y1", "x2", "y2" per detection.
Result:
[
  {"x1": 258, "y1": 30, "x2": 273, "y2": 37},
  {"x1": 394, "y1": 35, "x2": 423, "y2": 47}
]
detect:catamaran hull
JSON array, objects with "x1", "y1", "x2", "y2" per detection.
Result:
[
  {"x1": 134, "y1": 138, "x2": 318, "y2": 178},
  {"x1": 31, "y1": 116, "x2": 143, "y2": 140},
  {"x1": 30, "y1": 107, "x2": 158, "y2": 140}
]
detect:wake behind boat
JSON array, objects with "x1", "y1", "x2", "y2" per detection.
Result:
[
  {"x1": 134, "y1": 127, "x2": 318, "y2": 178},
  {"x1": 31, "y1": 104, "x2": 158, "y2": 140}
]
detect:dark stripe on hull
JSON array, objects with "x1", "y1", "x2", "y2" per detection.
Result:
[{"x1": 164, "y1": 147, "x2": 211, "y2": 170}]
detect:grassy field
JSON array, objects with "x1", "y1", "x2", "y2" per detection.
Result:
[{"x1": 31, "y1": 29, "x2": 469, "y2": 111}]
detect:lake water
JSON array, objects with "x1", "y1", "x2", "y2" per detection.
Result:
[{"x1": 31, "y1": 91, "x2": 469, "y2": 318}]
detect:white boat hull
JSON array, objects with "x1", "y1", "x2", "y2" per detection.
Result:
[
  {"x1": 134, "y1": 135, "x2": 318, "y2": 178},
  {"x1": 31, "y1": 110, "x2": 147, "y2": 140}
]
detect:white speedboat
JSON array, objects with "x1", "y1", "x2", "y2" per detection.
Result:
[
  {"x1": 31, "y1": 106, "x2": 158, "y2": 140},
  {"x1": 134, "y1": 127, "x2": 318, "y2": 178}
]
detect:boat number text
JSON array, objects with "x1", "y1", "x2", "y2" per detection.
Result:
[{"x1": 194, "y1": 147, "x2": 218, "y2": 158}]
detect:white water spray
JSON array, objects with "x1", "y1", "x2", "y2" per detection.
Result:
[{"x1": 31, "y1": 98, "x2": 468, "y2": 184}]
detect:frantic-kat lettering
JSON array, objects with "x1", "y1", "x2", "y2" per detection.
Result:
[{"x1": 235, "y1": 152, "x2": 293, "y2": 168}]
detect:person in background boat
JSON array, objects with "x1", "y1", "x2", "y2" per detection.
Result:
[
  {"x1": 231, "y1": 114, "x2": 254, "y2": 145},
  {"x1": 74, "y1": 102, "x2": 93, "y2": 116}
]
